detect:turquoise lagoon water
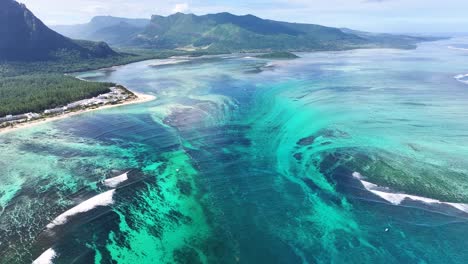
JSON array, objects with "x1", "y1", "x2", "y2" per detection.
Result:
[{"x1": 2, "y1": 38, "x2": 468, "y2": 263}]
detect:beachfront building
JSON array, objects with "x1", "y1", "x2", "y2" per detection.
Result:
[{"x1": 44, "y1": 107, "x2": 67, "y2": 115}]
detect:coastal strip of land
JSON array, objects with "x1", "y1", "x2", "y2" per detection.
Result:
[{"x1": 0, "y1": 86, "x2": 156, "y2": 135}]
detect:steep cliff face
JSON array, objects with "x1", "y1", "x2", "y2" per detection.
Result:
[{"x1": 0, "y1": 0, "x2": 116, "y2": 61}]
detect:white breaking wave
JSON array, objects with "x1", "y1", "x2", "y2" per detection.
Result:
[
  {"x1": 455, "y1": 73, "x2": 468, "y2": 84},
  {"x1": 32, "y1": 248, "x2": 56, "y2": 264},
  {"x1": 148, "y1": 59, "x2": 189, "y2": 67},
  {"x1": 103, "y1": 172, "x2": 128, "y2": 188},
  {"x1": 352, "y1": 172, "x2": 468, "y2": 213},
  {"x1": 46, "y1": 190, "x2": 116, "y2": 229},
  {"x1": 455, "y1": 74, "x2": 468, "y2": 79}
]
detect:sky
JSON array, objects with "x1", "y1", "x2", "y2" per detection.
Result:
[{"x1": 19, "y1": 0, "x2": 468, "y2": 33}]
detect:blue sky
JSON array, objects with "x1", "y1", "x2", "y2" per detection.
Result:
[{"x1": 20, "y1": 0, "x2": 468, "y2": 33}]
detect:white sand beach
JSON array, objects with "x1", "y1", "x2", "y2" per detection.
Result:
[{"x1": 0, "y1": 91, "x2": 156, "y2": 135}]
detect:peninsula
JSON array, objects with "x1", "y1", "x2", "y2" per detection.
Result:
[{"x1": 0, "y1": 85, "x2": 155, "y2": 134}]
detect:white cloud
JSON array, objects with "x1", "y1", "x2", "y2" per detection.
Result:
[{"x1": 172, "y1": 3, "x2": 189, "y2": 13}]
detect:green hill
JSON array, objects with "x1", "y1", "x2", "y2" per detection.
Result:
[
  {"x1": 130, "y1": 12, "x2": 366, "y2": 51},
  {"x1": 128, "y1": 12, "x2": 433, "y2": 52},
  {"x1": 0, "y1": 0, "x2": 116, "y2": 61},
  {"x1": 50, "y1": 12, "x2": 438, "y2": 53}
]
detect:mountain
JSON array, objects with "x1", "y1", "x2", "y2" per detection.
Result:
[
  {"x1": 127, "y1": 12, "x2": 433, "y2": 52},
  {"x1": 52, "y1": 12, "x2": 435, "y2": 53},
  {"x1": 0, "y1": 0, "x2": 116, "y2": 61},
  {"x1": 53, "y1": 16, "x2": 150, "y2": 46},
  {"x1": 129, "y1": 12, "x2": 366, "y2": 51}
]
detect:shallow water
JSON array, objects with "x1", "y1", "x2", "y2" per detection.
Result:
[{"x1": 2, "y1": 38, "x2": 468, "y2": 263}]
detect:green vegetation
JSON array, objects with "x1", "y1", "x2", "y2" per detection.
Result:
[
  {"x1": 57, "y1": 13, "x2": 437, "y2": 52},
  {"x1": 0, "y1": 74, "x2": 114, "y2": 116},
  {"x1": 0, "y1": 0, "x2": 117, "y2": 61},
  {"x1": 0, "y1": 0, "x2": 130, "y2": 118},
  {"x1": 118, "y1": 12, "x2": 435, "y2": 52},
  {"x1": 0, "y1": 49, "x2": 222, "y2": 77},
  {"x1": 130, "y1": 13, "x2": 367, "y2": 52},
  {"x1": 255, "y1": 51, "x2": 300, "y2": 59},
  {"x1": 0, "y1": 0, "x2": 439, "y2": 118},
  {"x1": 0, "y1": 49, "x2": 223, "y2": 117},
  {"x1": 0, "y1": 50, "x2": 168, "y2": 117}
]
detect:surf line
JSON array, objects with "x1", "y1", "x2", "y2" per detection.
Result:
[
  {"x1": 46, "y1": 189, "x2": 116, "y2": 229},
  {"x1": 32, "y1": 248, "x2": 57, "y2": 264},
  {"x1": 455, "y1": 73, "x2": 468, "y2": 84},
  {"x1": 102, "y1": 171, "x2": 129, "y2": 188},
  {"x1": 352, "y1": 172, "x2": 468, "y2": 213},
  {"x1": 46, "y1": 171, "x2": 130, "y2": 229}
]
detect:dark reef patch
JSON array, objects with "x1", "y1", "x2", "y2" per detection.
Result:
[
  {"x1": 297, "y1": 135, "x2": 316, "y2": 146},
  {"x1": 177, "y1": 179, "x2": 193, "y2": 196},
  {"x1": 293, "y1": 153, "x2": 303, "y2": 161}
]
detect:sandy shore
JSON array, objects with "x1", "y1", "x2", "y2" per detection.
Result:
[{"x1": 0, "y1": 91, "x2": 156, "y2": 135}]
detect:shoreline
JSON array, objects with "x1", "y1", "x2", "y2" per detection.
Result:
[{"x1": 0, "y1": 91, "x2": 156, "y2": 135}]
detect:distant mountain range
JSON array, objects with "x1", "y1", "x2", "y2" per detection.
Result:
[
  {"x1": 52, "y1": 16, "x2": 150, "y2": 46},
  {"x1": 53, "y1": 12, "x2": 438, "y2": 52},
  {"x1": 339, "y1": 28, "x2": 436, "y2": 49},
  {"x1": 2, "y1": 0, "x2": 439, "y2": 62},
  {"x1": 0, "y1": 0, "x2": 117, "y2": 61},
  {"x1": 132, "y1": 12, "x2": 367, "y2": 51}
]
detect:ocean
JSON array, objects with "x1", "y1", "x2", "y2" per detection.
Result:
[{"x1": 1, "y1": 37, "x2": 468, "y2": 263}]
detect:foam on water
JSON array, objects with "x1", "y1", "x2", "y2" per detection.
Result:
[
  {"x1": 32, "y1": 248, "x2": 56, "y2": 264},
  {"x1": 46, "y1": 190, "x2": 116, "y2": 229},
  {"x1": 353, "y1": 172, "x2": 468, "y2": 213},
  {"x1": 455, "y1": 73, "x2": 468, "y2": 84},
  {"x1": 103, "y1": 172, "x2": 128, "y2": 188},
  {"x1": 148, "y1": 59, "x2": 190, "y2": 67}
]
